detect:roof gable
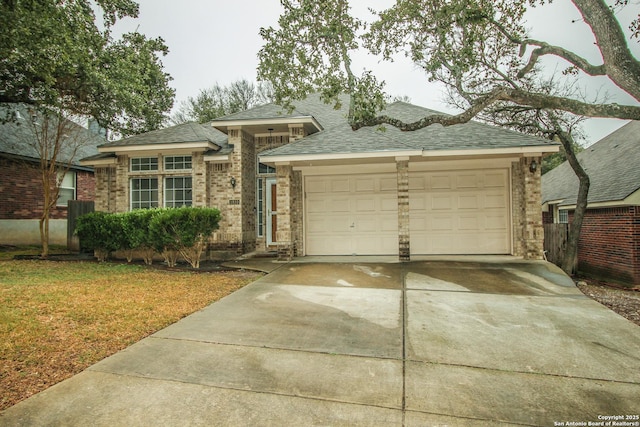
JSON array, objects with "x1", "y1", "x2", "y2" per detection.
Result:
[
  {"x1": 542, "y1": 121, "x2": 640, "y2": 205},
  {"x1": 101, "y1": 122, "x2": 226, "y2": 149}
]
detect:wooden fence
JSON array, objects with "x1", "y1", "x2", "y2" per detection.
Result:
[
  {"x1": 543, "y1": 223, "x2": 569, "y2": 266},
  {"x1": 67, "y1": 200, "x2": 94, "y2": 251}
]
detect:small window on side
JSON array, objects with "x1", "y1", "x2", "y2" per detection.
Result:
[{"x1": 559, "y1": 210, "x2": 569, "y2": 224}]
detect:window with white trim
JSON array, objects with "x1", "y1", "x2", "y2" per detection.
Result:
[
  {"x1": 165, "y1": 155, "x2": 192, "y2": 170},
  {"x1": 131, "y1": 157, "x2": 158, "y2": 172},
  {"x1": 56, "y1": 171, "x2": 76, "y2": 207},
  {"x1": 559, "y1": 210, "x2": 569, "y2": 224},
  {"x1": 258, "y1": 163, "x2": 275, "y2": 174},
  {"x1": 164, "y1": 176, "x2": 192, "y2": 207},
  {"x1": 131, "y1": 177, "x2": 158, "y2": 209}
]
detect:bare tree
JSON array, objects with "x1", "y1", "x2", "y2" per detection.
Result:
[
  {"x1": 14, "y1": 106, "x2": 95, "y2": 257},
  {"x1": 170, "y1": 79, "x2": 275, "y2": 125}
]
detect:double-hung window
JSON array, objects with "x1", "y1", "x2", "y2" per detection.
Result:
[
  {"x1": 129, "y1": 156, "x2": 193, "y2": 209},
  {"x1": 165, "y1": 176, "x2": 192, "y2": 207},
  {"x1": 56, "y1": 171, "x2": 76, "y2": 207},
  {"x1": 131, "y1": 178, "x2": 159, "y2": 209}
]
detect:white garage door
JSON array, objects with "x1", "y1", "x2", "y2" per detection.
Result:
[
  {"x1": 305, "y1": 174, "x2": 398, "y2": 255},
  {"x1": 409, "y1": 169, "x2": 510, "y2": 255}
]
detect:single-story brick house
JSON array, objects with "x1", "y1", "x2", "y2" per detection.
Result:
[
  {"x1": 0, "y1": 104, "x2": 103, "y2": 246},
  {"x1": 81, "y1": 95, "x2": 558, "y2": 261},
  {"x1": 542, "y1": 121, "x2": 640, "y2": 286}
]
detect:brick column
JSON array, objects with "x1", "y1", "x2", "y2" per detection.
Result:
[
  {"x1": 115, "y1": 155, "x2": 129, "y2": 213},
  {"x1": 514, "y1": 157, "x2": 544, "y2": 259},
  {"x1": 397, "y1": 158, "x2": 410, "y2": 261},
  {"x1": 192, "y1": 152, "x2": 207, "y2": 207},
  {"x1": 276, "y1": 164, "x2": 294, "y2": 260}
]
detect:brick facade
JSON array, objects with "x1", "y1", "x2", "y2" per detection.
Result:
[
  {"x1": 570, "y1": 207, "x2": 640, "y2": 286},
  {"x1": 0, "y1": 156, "x2": 94, "y2": 221}
]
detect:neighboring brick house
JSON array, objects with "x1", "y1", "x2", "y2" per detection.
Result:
[
  {"x1": 0, "y1": 104, "x2": 103, "y2": 245},
  {"x1": 542, "y1": 121, "x2": 640, "y2": 286},
  {"x1": 82, "y1": 95, "x2": 558, "y2": 261}
]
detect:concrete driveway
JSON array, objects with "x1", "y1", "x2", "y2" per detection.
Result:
[{"x1": 2, "y1": 257, "x2": 639, "y2": 426}]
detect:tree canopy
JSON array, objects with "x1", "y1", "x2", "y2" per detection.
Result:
[
  {"x1": 257, "y1": 0, "x2": 640, "y2": 133},
  {"x1": 0, "y1": 0, "x2": 175, "y2": 136},
  {"x1": 170, "y1": 80, "x2": 274, "y2": 124}
]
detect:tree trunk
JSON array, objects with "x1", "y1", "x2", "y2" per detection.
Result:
[
  {"x1": 557, "y1": 129, "x2": 590, "y2": 275},
  {"x1": 39, "y1": 215, "x2": 49, "y2": 258}
]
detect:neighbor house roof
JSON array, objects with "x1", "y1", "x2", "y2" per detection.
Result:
[
  {"x1": 0, "y1": 104, "x2": 104, "y2": 170},
  {"x1": 542, "y1": 120, "x2": 640, "y2": 206}
]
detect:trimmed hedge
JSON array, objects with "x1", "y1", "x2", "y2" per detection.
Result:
[{"x1": 75, "y1": 207, "x2": 221, "y2": 268}]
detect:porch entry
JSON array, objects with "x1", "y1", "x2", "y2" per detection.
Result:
[{"x1": 266, "y1": 178, "x2": 277, "y2": 246}]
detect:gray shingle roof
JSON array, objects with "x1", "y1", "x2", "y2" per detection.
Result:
[
  {"x1": 90, "y1": 94, "x2": 557, "y2": 161},
  {"x1": 103, "y1": 122, "x2": 227, "y2": 148},
  {"x1": 0, "y1": 104, "x2": 104, "y2": 168},
  {"x1": 542, "y1": 121, "x2": 640, "y2": 205},
  {"x1": 261, "y1": 98, "x2": 555, "y2": 158}
]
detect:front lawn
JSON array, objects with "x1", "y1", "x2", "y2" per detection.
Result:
[{"x1": 0, "y1": 251, "x2": 260, "y2": 410}]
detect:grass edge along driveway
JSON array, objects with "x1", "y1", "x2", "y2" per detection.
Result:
[{"x1": 0, "y1": 256, "x2": 261, "y2": 411}]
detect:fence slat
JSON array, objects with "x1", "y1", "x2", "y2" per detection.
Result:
[
  {"x1": 67, "y1": 201, "x2": 95, "y2": 251},
  {"x1": 543, "y1": 223, "x2": 569, "y2": 266}
]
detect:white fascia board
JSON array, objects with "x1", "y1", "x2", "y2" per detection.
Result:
[
  {"x1": 422, "y1": 145, "x2": 558, "y2": 158},
  {"x1": 213, "y1": 116, "x2": 324, "y2": 132},
  {"x1": 98, "y1": 141, "x2": 218, "y2": 154},
  {"x1": 260, "y1": 145, "x2": 557, "y2": 164},
  {"x1": 559, "y1": 190, "x2": 640, "y2": 210},
  {"x1": 260, "y1": 150, "x2": 423, "y2": 164},
  {"x1": 204, "y1": 153, "x2": 231, "y2": 163},
  {"x1": 80, "y1": 158, "x2": 116, "y2": 167}
]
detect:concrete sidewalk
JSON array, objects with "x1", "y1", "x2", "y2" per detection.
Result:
[{"x1": 1, "y1": 258, "x2": 639, "y2": 426}]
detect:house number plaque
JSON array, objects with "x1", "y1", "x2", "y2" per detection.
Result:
[{"x1": 229, "y1": 199, "x2": 240, "y2": 205}]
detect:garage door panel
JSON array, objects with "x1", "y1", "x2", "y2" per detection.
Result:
[
  {"x1": 409, "y1": 176, "x2": 426, "y2": 190},
  {"x1": 485, "y1": 193, "x2": 507, "y2": 209},
  {"x1": 458, "y1": 194, "x2": 479, "y2": 209},
  {"x1": 381, "y1": 196, "x2": 398, "y2": 212},
  {"x1": 432, "y1": 195, "x2": 452, "y2": 210},
  {"x1": 380, "y1": 177, "x2": 397, "y2": 191},
  {"x1": 355, "y1": 178, "x2": 374, "y2": 192},
  {"x1": 355, "y1": 198, "x2": 375, "y2": 212},
  {"x1": 457, "y1": 174, "x2": 479, "y2": 188},
  {"x1": 432, "y1": 175, "x2": 453, "y2": 190},
  {"x1": 331, "y1": 178, "x2": 350, "y2": 192},
  {"x1": 458, "y1": 216, "x2": 479, "y2": 230}
]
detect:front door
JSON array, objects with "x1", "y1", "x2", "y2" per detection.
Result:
[{"x1": 266, "y1": 178, "x2": 277, "y2": 246}]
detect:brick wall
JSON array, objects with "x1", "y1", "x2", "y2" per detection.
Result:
[
  {"x1": 572, "y1": 206, "x2": 640, "y2": 286},
  {"x1": 0, "y1": 156, "x2": 94, "y2": 220}
]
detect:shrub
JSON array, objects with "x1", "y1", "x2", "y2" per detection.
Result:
[
  {"x1": 149, "y1": 207, "x2": 221, "y2": 268},
  {"x1": 121, "y1": 210, "x2": 157, "y2": 265},
  {"x1": 75, "y1": 211, "x2": 122, "y2": 262}
]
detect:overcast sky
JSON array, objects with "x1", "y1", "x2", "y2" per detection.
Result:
[{"x1": 113, "y1": 0, "x2": 640, "y2": 145}]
